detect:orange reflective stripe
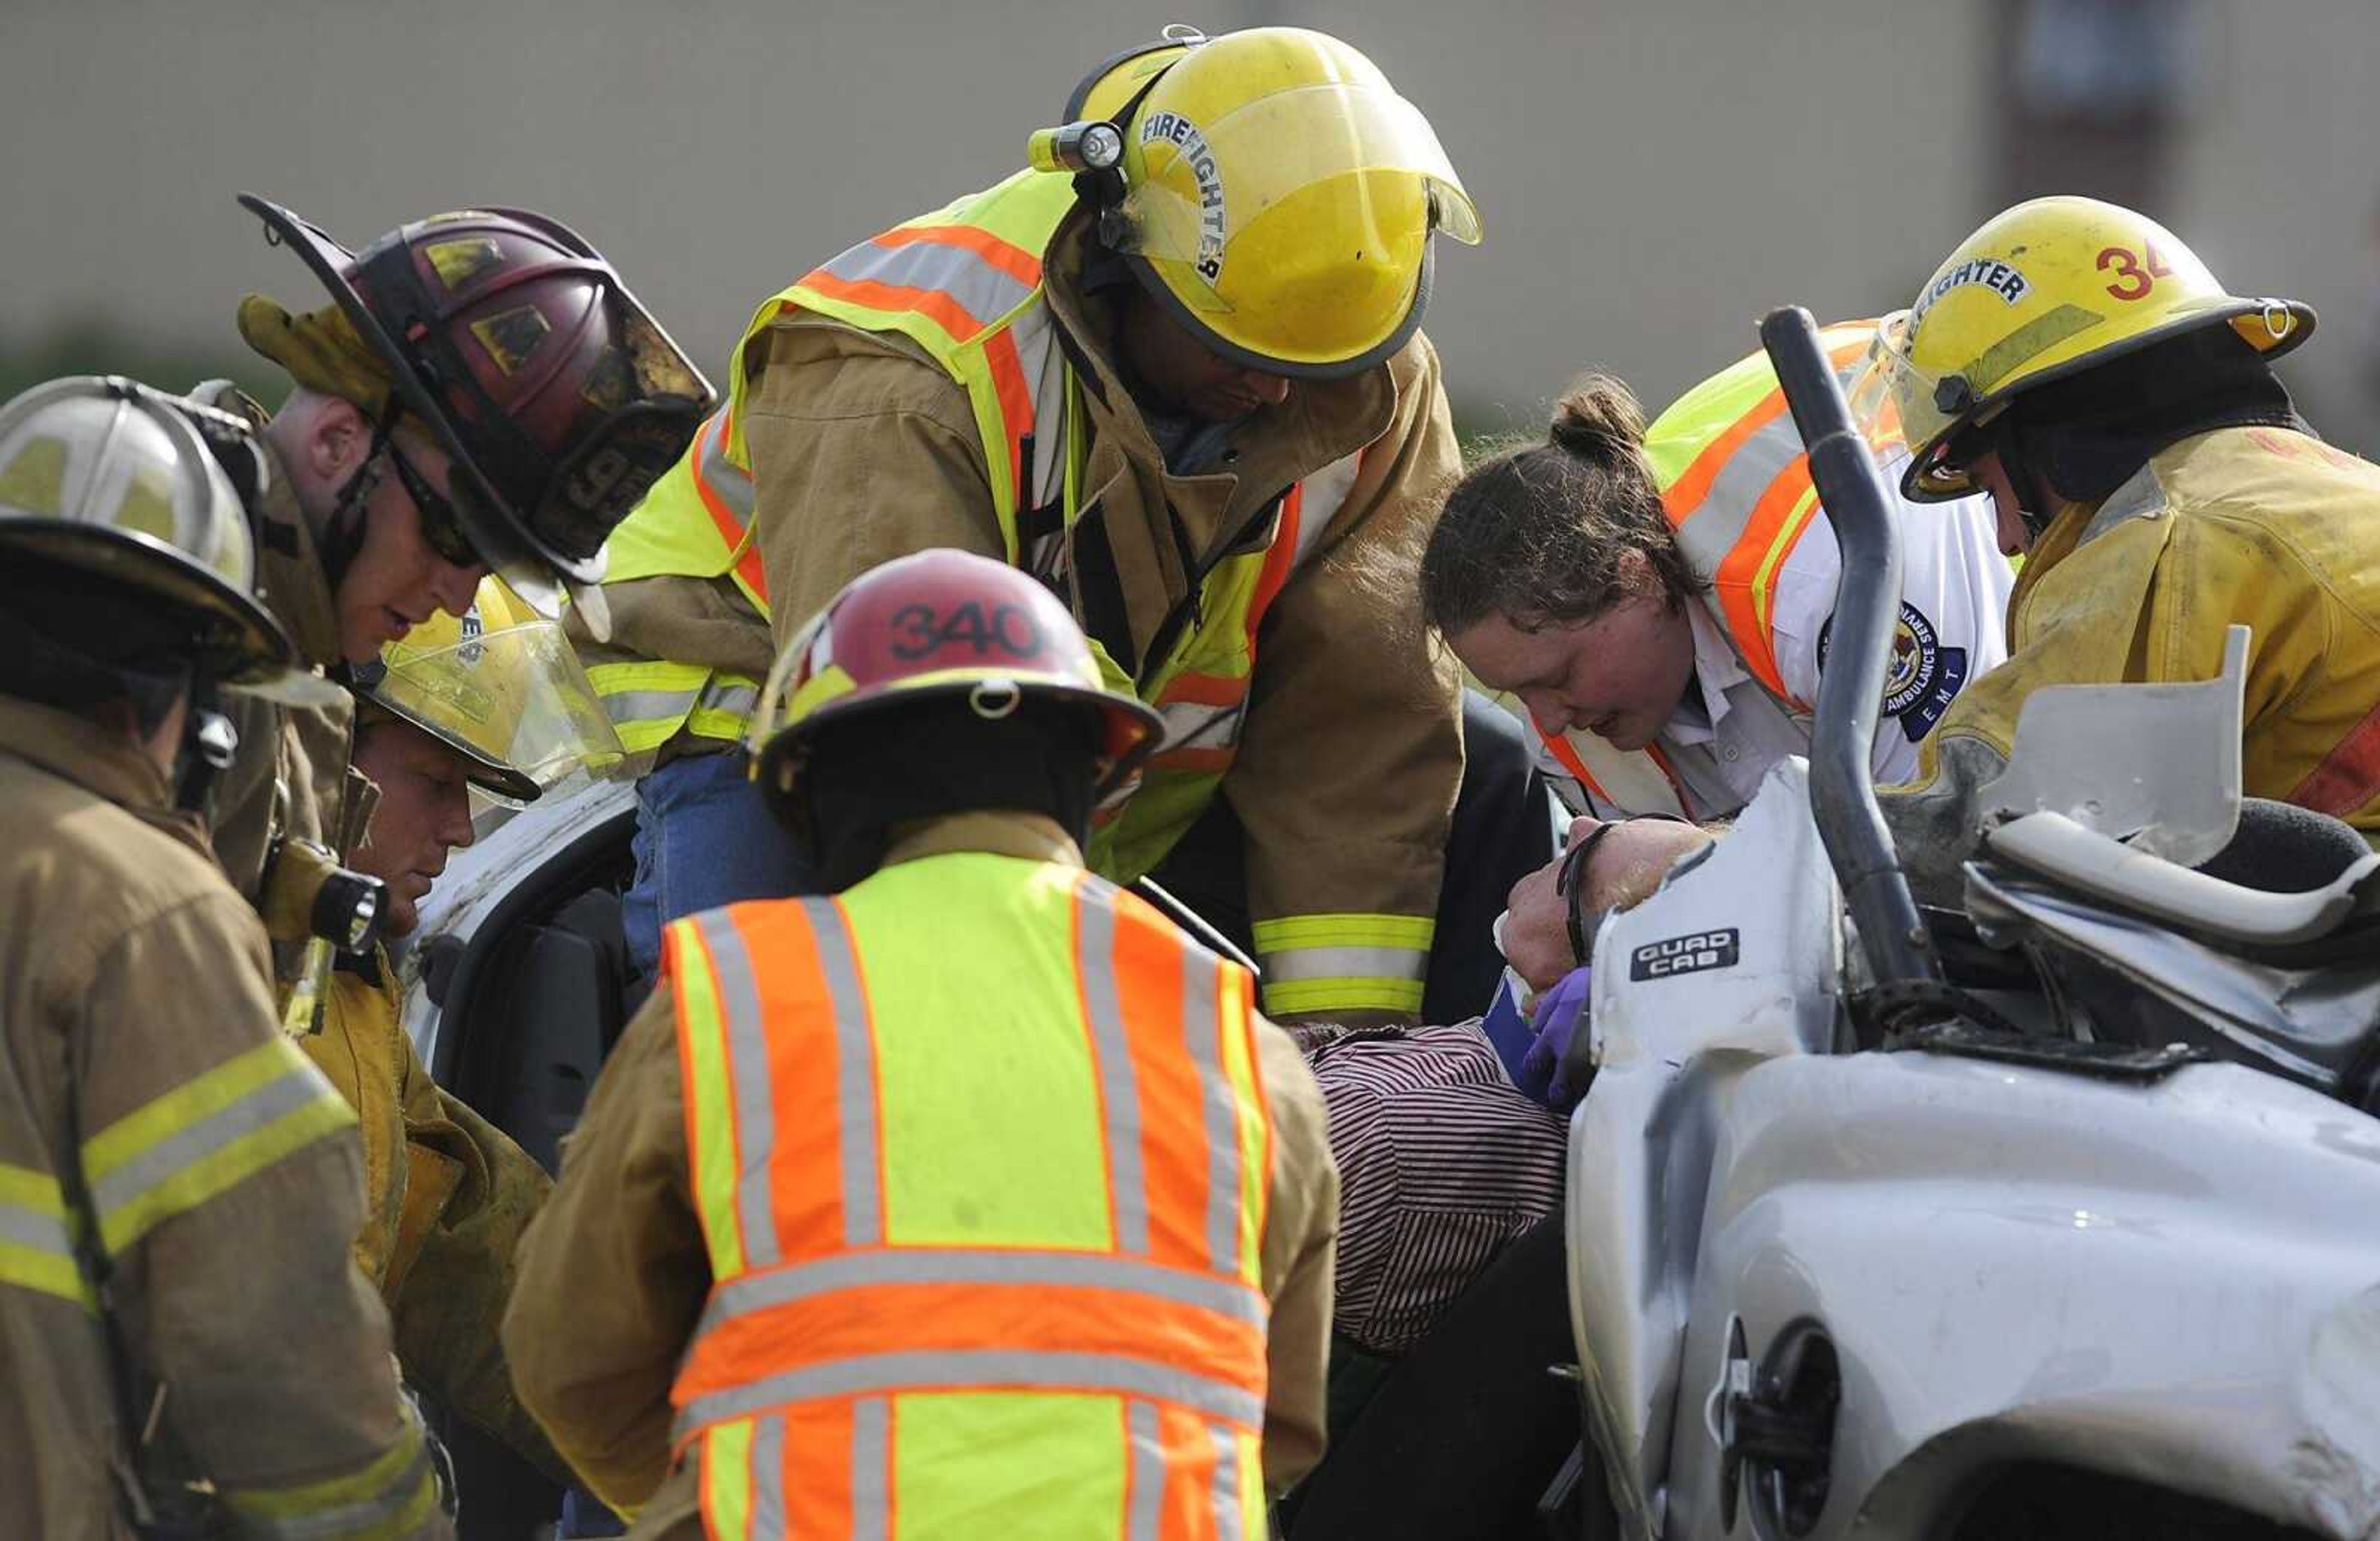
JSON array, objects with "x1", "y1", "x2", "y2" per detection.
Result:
[
  {"x1": 798, "y1": 270, "x2": 995, "y2": 347},
  {"x1": 1156, "y1": 673, "x2": 1246, "y2": 709},
  {"x1": 984, "y1": 324, "x2": 1034, "y2": 508},
  {"x1": 1661, "y1": 332, "x2": 1871, "y2": 529},
  {"x1": 1107, "y1": 894, "x2": 1212, "y2": 1274},
  {"x1": 1150, "y1": 673, "x2": 1250, "y2": 775},
  {"x1": 874, "y1": 222, "x2": 1044, "y2": 289},
  {"x1": 683, "y1": 1274, "x2": 1264, "y2": 1396},
  {"x1": 685, "y1": 407, "x2": 770, "y2": 605},
  {"x1": 1539, "y1": 722, "x2": 1693, "y2": 814},
  {"x1": 2289, "y1": 696, "x2": 2380, "y2": 819},
  {"x1": 1247, "y1": 484, "x2": 1303, "y2": 630},
  {"x1": 720, "y1": 903, "x2": 880, "y2": 1264},
  {"x1": 788, "y1": 1400, "x2": 862, "y2": 1538},
  {"x1": 1158, "y1": 1405, "x2": 1220, "y2": 1541},
  {"x1": 1711, "y1": 457, "x2": 1821, "y2": 701},
  {"x1": 1538, "y1": 725, "x2": 1614, "y2": 804}
]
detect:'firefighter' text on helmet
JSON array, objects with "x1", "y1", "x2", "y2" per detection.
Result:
[
  {"x1": 1055, "y1": 27, "x2": 1481, "y2": 379},
  {"x1": 355, "y1": 575, "x2": 625, "y2": 805},
  {"x1": 1858, "y1": 196, "x2": 2314, "y2": 502},
  {"x1": 749, "y1": 549, "x2": 1165, "y2": 818}
]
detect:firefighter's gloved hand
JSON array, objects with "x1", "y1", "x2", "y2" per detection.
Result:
[{"x1": 1519, "y1": 965, "x2": 1592, "y2": 1112}]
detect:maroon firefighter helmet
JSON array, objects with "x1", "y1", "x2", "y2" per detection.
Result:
[{"x1": 237, "y1": 193, "x2": 715, "y2": 588}]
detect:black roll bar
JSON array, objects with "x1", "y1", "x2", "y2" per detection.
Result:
[{"x1": 1759, "y1": 307, "x2": 1942, "y2": 994}]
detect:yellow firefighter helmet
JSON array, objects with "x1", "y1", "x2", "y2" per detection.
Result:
[
  {"x1": 355, "y1": 575, "x2": 624, "y2": 804},
  {"x1": 1068, "y1": 26, "x2": 1479, "y2": 379},
  {"x1": 1865, "y1": 196, "x2": 2315, "y2": 501}
]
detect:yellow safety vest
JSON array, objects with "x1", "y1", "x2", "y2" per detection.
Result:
[
  {"x1": 596, "y1": 172, "x2": 1403, "y2": 1009},
  {"x1": 1538, "y1": 320, "x2": 1883, "y2": 819},
  {"x1": 666, "y1": 852, "x2": 1272, "y2": 1539}
]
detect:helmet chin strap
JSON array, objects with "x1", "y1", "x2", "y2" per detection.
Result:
[
  {"x1": 1980, "y1": 416, "x2": 2060, "y2": 544},
  {"x1": 316, "y1": 403, "x2": 401, "y2": 593}
]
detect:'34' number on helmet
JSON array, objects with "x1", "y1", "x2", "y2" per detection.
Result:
[
  {"x1": 888, "y1": 601, "x2": 1045, "y2": 661},
  {"x1": 2097, "y1": 241, "x2": 2174, "y2": 302}
]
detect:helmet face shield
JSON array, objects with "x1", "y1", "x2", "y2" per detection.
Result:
[
  {"x1": 360, "y1": 579, "x2": 624, "y2": 805},
  {"x1": 1848, "y1": 311, "x2": 1982, "y2": 501}
]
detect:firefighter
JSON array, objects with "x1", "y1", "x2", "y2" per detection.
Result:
[
  {"x1": 307, "y1": 576, "x2": 625, "y2": 1480},
  {"x1": 206, "y1": 195, "x2": 712, "y2": 1008},
  {"x1": 0, "y1": 376, "x2": 447, "y2": 1539},
  {"x1": 505, "y1": 550, "x2": 1339, "y2": 1535},
  {"x1": 578, "y1": 27, "x2": 1554, "y2": 1027},
  {"x1": 1866, "y1": 195, "x2": 2380, "y2": 896}
]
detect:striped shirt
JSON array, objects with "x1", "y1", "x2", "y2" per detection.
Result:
[{"x1": 1309, "y1": 1022, "x2": 1568, "y2": 1356}]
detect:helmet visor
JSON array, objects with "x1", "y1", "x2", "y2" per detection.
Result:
[
  {"x1": 1111, "y1": 83, "x2": 1479, "y2": 312},
  {"x1": 369, "y1": 616, "x2": 624, "y2": 805},
  {"x1": 501, "y1": 311, "x2": 713, "y2": 570},
  {"x1": 1848, "y1": 311, "x2": 1978, "y2": 501}
]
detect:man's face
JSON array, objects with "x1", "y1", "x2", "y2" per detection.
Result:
[
  {"x1": 335, "y1": 433, "x2": 490, "y2": 665},
  {"x1": 1970, "y1": 451, "x2": 2035, "y2": 557},
  {"x1": 350, "y1": 717, "x2": 476, "y2": 938},
  {"x1": 1449, "y1": 594, "x2": 1699, "y2": 753},
  {"x1": 1117, "y1": 295, "x2": 1294, "y2": 423}
]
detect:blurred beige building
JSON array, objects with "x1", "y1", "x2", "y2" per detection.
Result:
[{"x1": 4, "y1": 0, "x2": 2377, "y2": 447}]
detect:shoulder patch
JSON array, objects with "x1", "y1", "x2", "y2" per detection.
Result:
[{"x1": 1817, "y1": 601, "x2": 1970, "y2": 743}]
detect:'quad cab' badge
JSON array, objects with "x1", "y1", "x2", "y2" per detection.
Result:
[{"x1": 1630, "y1": 928, "x2": 1740, "y2": 981}]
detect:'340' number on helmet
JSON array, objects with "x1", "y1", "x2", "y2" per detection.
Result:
[{"x1": 888, "y1": 601, "x2": 1046, "y2": 661}]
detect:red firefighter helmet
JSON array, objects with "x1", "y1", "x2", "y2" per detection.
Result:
[
  {"x1": 749, "y1": 549, "x2": 1164, "y2": 814},
  {"x1": 237, "y1": 194, "x2": 715, "y2": 588}
]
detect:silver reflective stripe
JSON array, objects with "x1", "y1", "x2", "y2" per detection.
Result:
[
  {"x1": 694, "y1": 1245, "x2": 1263, "y2": 1341},
  {"x1": 1016, "y1": 309, "x2": 1068, "y2": 513},
  {"x1": 698, "y1": 408, "x2": 756, "y2": 519},
  {"x1": 803, "y1": 898, "x2": 882, "y2": 1247},
  {"x1": 676, "y1": 1348, "x2": 1264, "y2": 1442},
  {"x1": 1665, "y1": 345, "x2": 1864, "y2": 570},
  {"x1": 87, "y1": 1066, "x2": 325, "y2": 1244},
  {"x1": 818, "y1": 236, "x2": 1034, "y2": 333},
  {"x1": 1670, "y1": 412, "x2": 1805, "y2": 563},
  {"x1": 1181, "y1": 955, "x2": 1242, "y2": 1277},
  {"x1": 233, "y1": 1437, "x2": 433, "y2": 1541},
  {"x1": 693, "y1": 679, "x2": 760, "y2": 721},
  {"x1": 694, "y1": 909, "x2": 781, "y2": 1270},
  {"x1": 852, "y1": 1397, "x2": 891, "y2": 1541},
  {"x1": 1126, "y1": 1402, "x2": 1165, "y2": 1541},
  {"x1": 1257, "y1": 943, "x2": 1429, "y2": 986},
  {"x1": 1075, "y1": 893, "x2": 1150, "y2": 1255},
  {"x1": 0, "y1": 1194, "x2": 74, "y2": 1265},
  {"x1": 600, "y1": 686, "x2": 702, "y2": 726},
  {"x1": 1211, "y1": 1422, "x2": 1246, "y2": 1541},
  {"x1": 749, "y1": 1415, "x2": 786, "y2": 1541},
  {"x1": 1155, "y1": 700, "x2": 1244, "y2": 754}
]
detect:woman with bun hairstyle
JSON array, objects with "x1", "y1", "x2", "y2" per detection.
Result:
[{"x1": 1422, "y1": 323, "x2": 2013, "y2": 991}]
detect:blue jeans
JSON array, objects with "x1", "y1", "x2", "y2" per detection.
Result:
[{"x1": 621, "y1": 749, "x2": 822, "y2": 985}]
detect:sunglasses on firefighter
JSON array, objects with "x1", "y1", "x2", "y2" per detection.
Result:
[{"x1": 382, "y1": 437, "x2": 487, "y2": 570}]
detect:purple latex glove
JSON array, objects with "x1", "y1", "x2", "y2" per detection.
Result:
[{"x1": 1518, "y1": 965, "x2": 1593, "y2": 1112}]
